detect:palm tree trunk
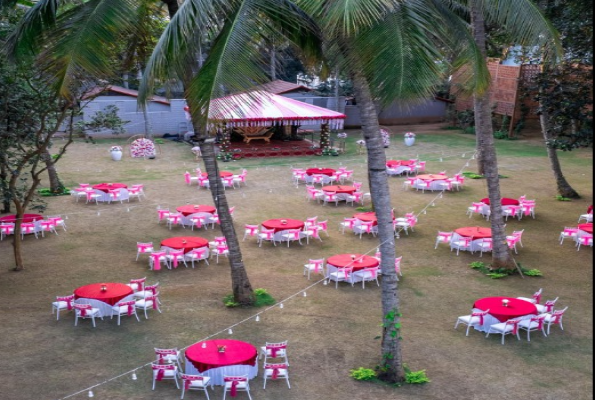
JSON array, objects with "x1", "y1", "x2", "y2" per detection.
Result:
[
  {"x1": 538, "y1": 93, "x2": 580, "y2": 198},
  {"x1": 470, "y1": 1, "x2": 515, "y2": 270},
  {"x1": 197, "y1": 136, "x2": 254, "y2": 306},
  {"x1": 470, "y1": 1, "x2": 487, "y2": 176},
  {"x1": 352, "y1": 71, "x2": 404, "y2": 384}
]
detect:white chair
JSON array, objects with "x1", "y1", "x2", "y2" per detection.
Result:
[
  {"x1": 485, "y1": 318, "x2": 522, "y2": 345},
  {"x1": 74, "y1": 303, "x2": 102, "y2": 327},
  {"x1": 322, "y1": 191, "x2": 339, "y2": 206},
  {"x1": 303, "y1": 259, "x2": 325, "y2": 280},
  {"x1": 223, "y1": 376, "x2": 252, "y2": 400},
  {"x1": 535, "y1": 297, "x2": 559, "y2": 314},
  {"x1": 0, "y1": 222, "x2": 15, "y2": 240},
  {"x1": 578, "y1": 213, "x2": 593, "y2": 223},
  {"x1": 259, "y1": 341, "x2": 289, "y2": 365},
  {"x1": 263, "y1": 363, "x2": 290, "y2": 389},
  {"x1": 85, "y1": 190, "x2": 101, "y2": 204},
  {"x1": 353, "y1": 221, "x2": 377, "y2": 239},
  {"x1": 180, "y1": 374, "x2": 211, "y2": 399},
  {"x1": 517, "y1": 288, "x2": 542, "y2": 304},
  {"x1": 133, "y1": 282, "x2": 160, "y2": 301},
  {"x1": 435, "y1": 231, "x2": 453, "y2": 249},
  {"x1": 110, "y1": 300, "x2": 140, "y2": 325},
  {"x1": 279, "y1": 229, "x2": 303, "y2": 247},
  {"x1": 185, "y1": 247, "x2": 210, "y2": 268},
  {"x1": 184, "y1": 171, "x2": 198, "y2": 186},
  {"x1": 38, "y1": 219, "x2": 59, "y2": 237},
  {"x1": 454, "y1": 309, "x2": 490, "y2": 336},
  {"x1": 559, "y1": 227, "x2": 579, "y2": 245},
  {"x1": 477, "y1": 238, "x2": 493, "y2": 257},
  {"x1": 149, "y1": 251, "x2": 169, "y2": 271},
  {"x1": 136, "y1": 242, "x2": 154, "y2": 261},
  {"x1": 450, "y1": 236, "x2": 473, "y2": 255},
  {"x1": 166, "y1": 213, "x2": 185, "y2": 230},
  {"x1": 576, "y1": 235, "x2": 593, "y2": 251},
  {"x1": 542, "y1": 306, "x2": 568, "y2": 335},
  {"x1": 127, "y1": 186, "x2": 143, "y2": 202},
  {"x1": 135, "y1": 293, "x2": 162, "y2": 319},
  {"x1": 517, "y1": 315, "x2": 547, "y2": 341},
  {"x1": 155, "y1": 348, "x2": 183, "y2": 370},
  {"x1": 20, "y1": 223, "x2": 39, "y2": 239},
  {"x1": 257, "y1": 228, "x2": 277, "y2": 247},
  {"x1": 157, "y1": 208, "x2": 170, "y2": 224},
  {"x1": 210, "y1": 244, "x2": 229, "y2": 263},
  {"x1": 243, "y1": 224, "x2": 259, "y2": 241},
  {"x1": 126, "y1": 277, "x2": 147, "y2": 292},
  {"x1": 151, "y1": 363, "x2": 179, "y2": 390},
  {"x1": 51, "y1": 294, "x2": 74, "y2": 320},
  {"x1": 339, "y1": 217, "x2": 357, "y2": 234},
  {"x1": 327, "y1": 266, "x2": 354, "y2": 288},
  {"x1": 352, "y1": 266, "x2": 380, "y2": 289},
  {"x1": 166, "y1": 249, "x2": 188, "y2": 269},
  {"x1": 467, "y1": 202, "x2": 486, "y2": 218}
]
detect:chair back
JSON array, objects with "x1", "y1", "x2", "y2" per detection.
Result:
[
  {"x1": 287, "y1": 229, "x2": 301, "y2": 240},
  {"x1": 260, "y1": 228, "x2": 275, "y2": 240},
  {"x1": 214, "y1": 236, "x2": 227, "y2": 246},
  {"x1": 265, "y1": 341, "x2": 288, "y2": 357},
  {"x1": 74, "y1": 303, "x2": 92, "y2": 316},
  {"x1": 551, "y1": 306, "x2": 568, "y2": 323},
  {"x1": 155, "y1": 348, "x2": 178, "y2": 360},
  {"x1": 21, "y1": 223, "x2": 36, "y2": 234},
  {"x1": 437, "y1": 231, "x2": 453, "y2": 242},
  {"x1": 144, "y1": 283, "x2": 159, "y2": 295},
  {"x1": 471, "y1": 309, "x2": 490, "y2": 325},
  {"x1": 305, "y1": 216, "x2": 318, "y2": 227},
  {"x1": 129, "y1": 277, "x2": 146, "y2": 291},
  {"x1": 57, "y1": 294, "x2": 75, "y2": 310},
  {"x1": 137, "y1": 242, "x2": 153, "y2": 253},
  {"x1": 543, "y1": 297, "x2": 558, "y2": 312},
  {"x1": 471, "y1": 202, "x2": 484, "y2": 212},
  {"x1": 244, "y1": 225, "x2": 259, "y2": 236},
  {"x1": 117, "y1": 300, "x2": 136, "y2": 315},
  {"x1": 309, "y1": 259, "x2": 324, "y2": 273},
  {"x1": 189, "y1": 248, "x2": 207, "y2": 259},
  {"x1": 184, "y1": 172, "x2": 192, "y2": 184},
  {"x1": 264, "y1": 363, "x2": 288, "y2": 379},
  {"x1": 343, "y1": 218, "x2": 357, "y2": 229},
  {"x1": 0, "y1": 223, "x2": 14, "y2": 235},
  {"x1": 157, "y1": 209, "x2": 170, "y2": 221},
  {"x1": 532, "y1": 288, "x2": 543, "y2": 304},
  {"x1": 150, "y1": 251, "x2": 167, "y2": 270}
]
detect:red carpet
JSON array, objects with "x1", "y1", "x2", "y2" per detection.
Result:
[{"x1": 228, "y1": 139, "x2": 318, "y2": 158}]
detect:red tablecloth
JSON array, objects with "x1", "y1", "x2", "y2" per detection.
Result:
[
  {"x1": 473, "y1": 297, "x2": 538, "y2": 322},
  {"x1": 74, "y1": 283, "x2": 133, "y2": 306},
  {"x1": 92, "y1": 183, "x2": 128, "y2": 193},
  {"x1": 386, "y1": 160, "x2": 415, "y2": 167},
  {"x1": 176, "y1": 205, "x2": 216, "y2": 216},
  {"x1": 481, "y1": 198, "x2": 519, "y2": 206},
  {"x1": 161, "y1": 236, "x2": 209, "y2": 253},
  {"x1": 262, "y1": 218, "x2": 305, "y2": 233},
  {"x1": 305, "y1": 168, "x2": 336, "y2": 176},
  {"x1": 578, "y1": 223, "x2": 593, "y2": 234},
  {"x1": 0, "y1": 214, "x2": 43, "y2": 223},
  {"x1": 326, "y1": 254, "x2": 379, "y2": 272},
  {"x1": 201, "y1": 171, "x2": 233, "y2": 178},
  {"x1": 186, "y1": 339, "x2": 257, "y2": 373},
  {"x1": 455, "y1": 227, "x2": 492, "y2": 239},
  {"x1": 322, "y1": 185, "x2": 355, "y2": 194},
  {"x1": 417, "y1": 174, "x2": 448, "y2": 181}
]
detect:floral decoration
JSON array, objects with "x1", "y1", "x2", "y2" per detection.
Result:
[
  {"x1": 404, "y1": 132, "x2": 416, "y2": 138},
  {"x1": 356, "y1": 139, "x2": 366, "y2": 146},
  {"x1": 380, "y1": 129, "x2": 391, "y2": 147},
  {"x1": 109, "y1": 146, "x2": 123, "y2": 152},
  {"x1": 337, "y1": 132, "x2": 348, "y2": 138},
  {"x1": 129, "y1": 138, "x2": 156, "y2": 158}
]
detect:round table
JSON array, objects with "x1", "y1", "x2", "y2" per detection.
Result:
[
  {"x1": 417, "y1": 174, "x2": 448, "y2": 181},
  {"x1": 481, "y1": 198, "x2": 520, "y2": 206},
  {"x1": 305, "y1": 168, "x2": 335, "y2": 176},
  {"x1": 0, "y1": 214, "x2": 43, "y2": 223},
  {"x1": 92, "y1": 183, "x2": 128, "y2": 192},
  {"x1": 353, "y1": 211, "x2": 392, "y2": 226},
  {"x1": 322, "y1": 185, "x2": 355, "y2": 194},
  {"x1": 262, "y1": 218, "x2": 305, "y2": 233},
  {"x1": 176, "y1": 205, "x2": 216, "y2": 216},
  {"x1": 201, "y1": 171, "x2": 233, "y2": 178},
  {"x1": 455, "y1": 227, "x2": 492, "y2": 239},
  {"x1": 185, "y1": 339, "x2": 258, "y2": 385},
  {"x1": 74, "y1": 283, "x2": 133, "y2": 306},
  {"x1": 578, "y1": 223, "x2": 593, "y2": 234},
  {"x1": 386, "y1": 160, "x2": 415, "y2": 168},
  {"x1": 473, "y1": 297, "x2": 538, "y2": 322},
  {"x1": 161, "y1": 236, "x2": 209, "y2": 253},
  {"x1": 326, "y1": 254, "x2": 379, "y2": 272}
]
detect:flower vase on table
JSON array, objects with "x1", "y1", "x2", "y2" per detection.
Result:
[
  {"x1": 110, "y1": 146, "x2": 123, "y2": 161},
  {"x1": 404, "y1": 132, "x2": 416, "y2": 147}
]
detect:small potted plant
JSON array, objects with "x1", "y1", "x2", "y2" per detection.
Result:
[
  {"x1": 404, "y1": 132, "x2": 416, "y2": 146},
  {"x1": 109, "y1": 146, "x2": 123, "y2": 161}
]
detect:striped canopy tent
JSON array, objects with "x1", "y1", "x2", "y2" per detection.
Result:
[{"x1": 204, "y1": 91, "x2": 346, "y2": 130}]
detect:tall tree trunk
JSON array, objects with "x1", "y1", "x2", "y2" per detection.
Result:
[
  {"x1": 11, "y1": 200, "x2": 25, "y2": 271},
  {"x1": 539, "y1": 92, "x2": 580, "y2": 198},
  {"x1": 352, "y1": 71, "x2": 404, "y2": 384},
  {"x1": 471, "y1": 1, "x2": 515, "y2": 270},
  {"x1": 43, "y1": 149, "x2": 63, "y2": 193},
  {"x1": 270, "y1": 46, "x2": 277, "y2": 81},
  {"x1": 196, "y1": 134, "x2": 254, "y2": 306},
  {"x1": 470, "y1": 2, "x2": 487, "y2": 176}
]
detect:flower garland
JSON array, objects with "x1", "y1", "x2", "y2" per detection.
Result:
[
  {"x1": 129, "y1": 138, "x2": 156, "y2": 158},
  {"x1": 404, "y1": 132, "x2": 416, "y2": 138},
  {"x1": 109, "y1": 146, "x2": 123, "y2": 152}
]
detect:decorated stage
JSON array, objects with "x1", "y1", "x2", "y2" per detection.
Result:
[{"x1": 226, "y1": 139, "x2": 319, "y2": 159}]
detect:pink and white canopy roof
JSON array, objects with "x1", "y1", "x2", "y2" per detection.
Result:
[{"x1": 206, "y1": 91, "x2": 346, "y2": 129}]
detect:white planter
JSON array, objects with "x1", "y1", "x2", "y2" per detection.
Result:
[
  {"x1": 110, "y1": 150, "x2": 123, "y2": 161},
  {"x1": 404, "y1": 137, "x2": 415, "y2": 146}
]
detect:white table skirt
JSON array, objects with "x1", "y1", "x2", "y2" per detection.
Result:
[
  {"x1": 412, "y1": 179, "x2": 447, "y2": 191},
  {"x1": 74, "y1": 293, "x2": 136, "y2": 318},
  {"x1": 386, "y1": 166, "x2": 410, "y2": 176},
  {"x1": 325, "y1": 263, "x2": 365, "y2": 283},
  {"x1": 94, "y1": 189, "x2": 130, "y2": 203},
  {"x1": 185, "y1": 358, "x2": 258, "y2": 386}
]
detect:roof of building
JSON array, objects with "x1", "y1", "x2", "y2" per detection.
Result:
[
  {"x1": 82, "y1": 85, "x2": 171, "y2": 105},
  {"x1": 251, "y1": 80, "x2": 312, "y2": 95}
]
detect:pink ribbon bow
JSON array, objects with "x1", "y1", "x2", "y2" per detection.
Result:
[
  {"x1": 553, "y1": 313, "x2": 562, "y2": 323},
  {"x1": 126, "y1": 303, "x2": 133, "y2": 316},
  {"x1": 151, "y1": 254, "x2": 162, "y2": 271},
  {"x1": 150, "y1": 297, "x2": 158, "y2": 309},
  {"x1": 156, "y1": 368, "x2": 165, "y2": 381},
  {"x1": 269, "y1": 364, "x2": 285, "y2": 379},
  {"x1": 230, "y1": 380, "x2": 239, "y2": 397},
  {"x1": 534, "y1": 294, "x2": 542, "y2": 304},
  {"x1": 545, "y1": 302, "x2": 554, "y2": 312},
  {"x1": 536, "y1": 317, "x2": 544, "y2": 331},
  {"x1": 511, "y1": 320, "x2": 519, "y2": 335}
]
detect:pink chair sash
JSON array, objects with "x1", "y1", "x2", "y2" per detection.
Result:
[
  {"x1": 533, "y1": 293, "x2": 542, "y2": 305},
  {"x1": 224, "y1": 377, "x2": 246, "y2": 397},
  {"x1": 157, "y1": 210, "x2": 170, "y2": 220},
  {"x1": 138, "y1": 244, "x2": 152, "y2": 253},
  {"x1": 153, "y1": 364, "x2": 174, "y2": 381},
  {"x1": 267, "y1": 364, "x2": 286, "y2": 379},
  {"x1": 311, "y1": 260, "x2": 323, "y2": 273},
  {"x1": 471, "y1": 312, "x2": 484, "y2": 326},
  {"x1": 268, "y1": 344, "x2": 286, "y2": 358},
  {"x1": 438, "y1": 232, "x2": 452, "y2": 242},
  {"x1": 535, "y1": 316, "x2": 544, "y2": 331},
  {"x1": 21, "y1": 223, "x2": 35, "y2": 233},
  {"x1": 76, "y1": 304, "x2": 91, "y2": 316},
  {"x1": 58, "y1": 295, "x2": 74, "y2": 310},
  {"x1": 147, "y1": 295, "x2": 158, "y2": 309},
  {"x1": 183, "y1": 376, "x2": 204, "y2": 390},
  {"x1": 120, "y1": 301, "x2": 135, "y2": 316},
  {"x1": 150, "y1": 252, "x2": 166, "y2": 271},
  {"x1": 245, "y1": 226, "x2": 258, "y2": 236},
  {"x1": 170, "y1": 250, "x2": 183, "y2": 268},
  {"x1": 509, "y1": 319, "x2": 520, "y2": 335},
  {"x1": 544, "y1": 301, "x2": 555, "y2": 312},
  {"x1": 552, "y1": 311, "x2": 563, "y2": 323}
]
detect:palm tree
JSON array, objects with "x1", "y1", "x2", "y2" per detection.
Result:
[{"x1": 464, "y1": 0, "x2": 561, "y2": 269}]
